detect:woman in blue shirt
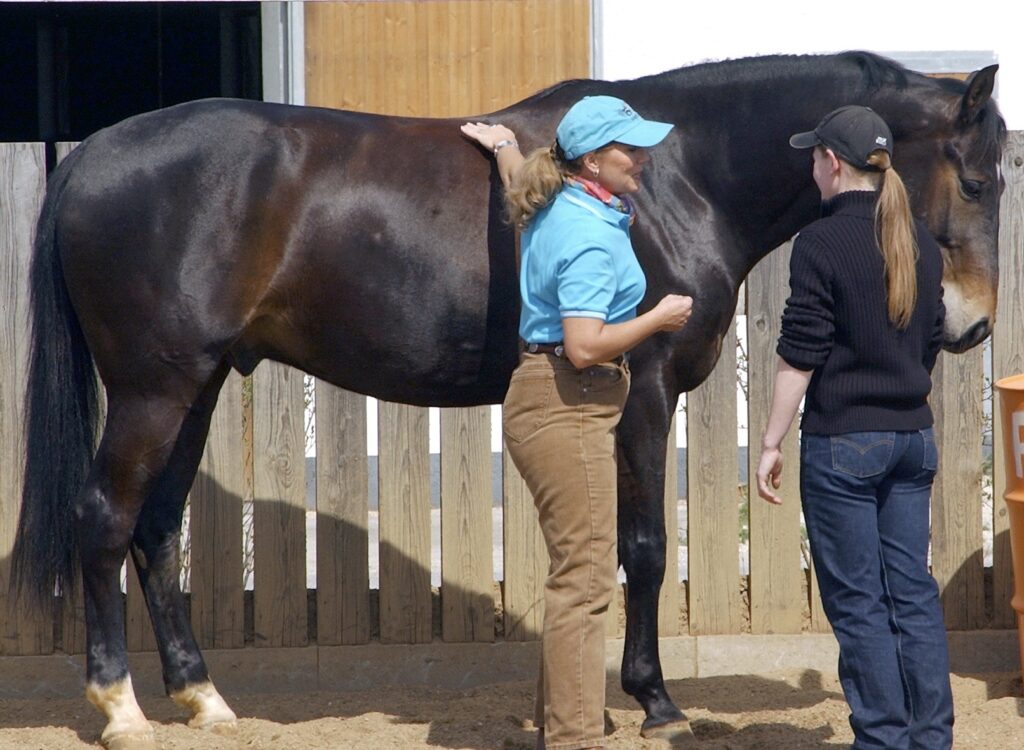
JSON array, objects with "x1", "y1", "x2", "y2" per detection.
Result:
[{"x1": 463, "y1": 97, "x2": 692, "y2": 750}]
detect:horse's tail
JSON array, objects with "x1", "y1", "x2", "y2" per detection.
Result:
[{"x1": 11, "y1": 144, "x2": 100, "y2": 611}]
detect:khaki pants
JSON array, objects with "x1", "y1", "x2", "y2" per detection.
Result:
[{"x1": 503, "y1": 352, "x2": 630, "y2": 750}]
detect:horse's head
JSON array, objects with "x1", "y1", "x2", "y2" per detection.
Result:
[{"x1": 882, "y1": 65, "x2": 1006, "y2": 352}]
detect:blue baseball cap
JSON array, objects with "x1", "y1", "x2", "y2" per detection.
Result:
[{"x1": 556, "y1": 96, "x2": 674, "y2": 161}]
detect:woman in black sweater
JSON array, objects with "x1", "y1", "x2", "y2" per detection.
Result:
[{"x1": 756, "y1": 105, "x2": 950, "y2": 750}]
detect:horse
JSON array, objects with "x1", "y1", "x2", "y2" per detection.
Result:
[{"x1": 13, "y1": 51, "x2": 1003, "y2": 748}]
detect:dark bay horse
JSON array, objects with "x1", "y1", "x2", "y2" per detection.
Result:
[{"x1": 13, "y1": 52, "x2": 1004, "y2": 748}]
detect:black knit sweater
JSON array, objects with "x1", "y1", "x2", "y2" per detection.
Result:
[{"x1": 777, "y1": 190, "x2": 945, "y2": 435}]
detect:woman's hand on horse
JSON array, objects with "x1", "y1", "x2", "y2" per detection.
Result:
[
  {"x1": 653, "y1": 294, "x2": 693, "y2": 332},
  {"x1": 460, "y1": 122, "x2": 517, "y2": 153}
]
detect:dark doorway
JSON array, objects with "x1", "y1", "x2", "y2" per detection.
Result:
[{"x1": 0, "y1": 2, "x2": 262, "y2": 156}]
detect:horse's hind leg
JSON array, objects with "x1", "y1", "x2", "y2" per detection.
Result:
[
  {"x1": 127, "y1": 361, "x2": 237, "y2": 733},
  {"x1": 79, "y1": 368, "x2": 224, "y2": 749}
]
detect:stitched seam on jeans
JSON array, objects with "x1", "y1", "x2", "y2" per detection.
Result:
[
  {"x1": 579, "y1": 390, "x2": 607, "y2": 743},
  {"x1": 576, "y1": 393, "x2": 590, "y2": 738},
  {"x1": 877, "y1": 543, "x2": 915, "y2": 720}
]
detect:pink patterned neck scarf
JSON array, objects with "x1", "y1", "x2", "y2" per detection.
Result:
[{"x1": 566, "y1": 177, "x2": 636, "y2": 225}]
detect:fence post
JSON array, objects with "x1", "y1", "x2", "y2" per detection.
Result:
[{"x1": 0, "y1": 143, "x2": 53, "y2": 656}]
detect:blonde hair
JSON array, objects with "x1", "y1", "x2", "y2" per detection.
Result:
[
  {"x1": 505, "y1": 142, "x2": 582, "y2": 229},
  {"x1": 861, "y1": 150, "x2": 919, "y2": 329}
]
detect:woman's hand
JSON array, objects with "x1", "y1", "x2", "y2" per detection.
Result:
[
  {"x1": 460, "y1": 122, "x2": 522, "y2": 189},
  {"x1": 756, "y1": 446, "x2": 784, "y2": 505},
  {"x1": 653, "y1": 294, "x2": 693, "y2": 332},
  {"x1": 460, "y1": 122, "x2": 517, "y2": 152}
]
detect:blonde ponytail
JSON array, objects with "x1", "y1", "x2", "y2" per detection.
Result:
[
  {"x1": 505, "y1": 142, "x2": 578, "y2": 229},
  {"x1": 866, "y1": 150, "x2": 918, "y2": 329}
]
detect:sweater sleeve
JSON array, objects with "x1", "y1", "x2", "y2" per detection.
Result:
[
  {"x1": 777, "y1": 232, "x2": 835, "y2": 371},
  {"x1": 925, "y1": 283, "x2": 946, "y2": 373}
]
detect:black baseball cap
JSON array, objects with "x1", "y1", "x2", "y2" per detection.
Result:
[{"x1": 789, "y1": 105, "x2": 893, "y2": 171}]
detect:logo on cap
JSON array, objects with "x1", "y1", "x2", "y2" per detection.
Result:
[
  {"x1": 621, "y1": 104, "x2": 636, "y2": 118},
  {"x1": 875, "y1": 136, "x2": 888, "y2": 146}
]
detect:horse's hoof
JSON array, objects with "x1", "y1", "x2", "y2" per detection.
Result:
[
  {"x1": 188, "y1": 715, "x2": 239, "y2": 735},
  {"x1": 103, "y1": 731, "x2": 159, "y2": 750},
  {"x1": 640, "y1": 717, "x2": 696, "y2": 745}
]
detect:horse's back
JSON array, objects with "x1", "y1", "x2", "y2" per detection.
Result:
[{"x1": 56, "y1": 98, "x2": 520, "y2": 404}]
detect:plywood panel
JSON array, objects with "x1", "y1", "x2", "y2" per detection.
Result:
[
  {"x1": 252, "y1": 362, "x2": 308, "y2": 647},
  {"x1": 315, "y1": 382, "x2": 371, "y2": 645},
  {"x1": 377, "y1": 401, "x2": 432, "y2": 644},
  {"x1": 0, "y1": 142, "x2": 53, "y2": 656},
  {"x1": 746, "y1": 244, "x2": 804, "y2": 634},
  {"x1": 687, "y1": 325, "x2": 743, "y2": 634},
  {"x1": 305, "y1": 0, "x2": 590, "y2": 117},
  {"x1": 992, "y1": 131, "x2": 1024, "y2": 629},
  {"x1": 440, "y1": 406, "x2": 494, "y2": 642}
]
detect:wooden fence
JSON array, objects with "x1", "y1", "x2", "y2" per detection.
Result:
[{"x1": 0, "y1": 132, "x2": 1021, "y2": 658}]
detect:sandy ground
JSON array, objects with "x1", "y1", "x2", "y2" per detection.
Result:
[{"x1": 0, "y1": 670, "x2": 1019, "y2": 750}]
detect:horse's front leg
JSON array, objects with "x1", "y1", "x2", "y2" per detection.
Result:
[{"x1": 615, "y1": 375, "x2": 693, "y2": 740}]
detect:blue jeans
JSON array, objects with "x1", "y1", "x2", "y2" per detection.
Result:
[{"x1": 801, "y1": 429, "x2": 953, "y2": 750}]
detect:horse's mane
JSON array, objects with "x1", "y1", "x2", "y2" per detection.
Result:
[
  {"x1": 522, "y1": 51, "x2": 1005, "y2": 157},
  {"x1": 625, "y1": 50, "x2": 911, "y2": 90},
  {"x1": 521, "y1": 51, "x2": 910, "y2": 103}
]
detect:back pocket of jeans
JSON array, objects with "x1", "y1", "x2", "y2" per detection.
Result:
[
  {"x1": 502, "y1": 373, "x2": 554, "y2": 443},
  {"x1": 830, "y1": 432, "x2": 895, "y2": 478}
]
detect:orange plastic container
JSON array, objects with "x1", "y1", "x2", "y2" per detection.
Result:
[{"x1": 994, "y1": 372, "x2": 1024, "y2": 680}]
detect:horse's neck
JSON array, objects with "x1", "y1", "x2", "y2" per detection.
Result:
[{"x1": 623, "y1": 59, "x2": 897, "y2": 265}]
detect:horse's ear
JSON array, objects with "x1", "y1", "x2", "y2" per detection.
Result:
[{"x1": 959, "y1": 64, "x2": 998, "y2": 126}]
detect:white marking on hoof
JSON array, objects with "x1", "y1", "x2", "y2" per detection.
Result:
[
  {"x1": 85, "y1": 676, "x2": 155, "y2": 749},
  {"x1": 170, "y1": 680, "x2": 238, "y2": 733}
]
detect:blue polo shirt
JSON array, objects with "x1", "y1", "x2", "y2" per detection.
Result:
[{"x1": 519, "y1": 182, "x2": 647, "y2": 343}]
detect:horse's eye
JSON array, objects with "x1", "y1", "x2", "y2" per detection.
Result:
[{"x1": 959, "y1": 178, "x2": 983, "y2": 201}]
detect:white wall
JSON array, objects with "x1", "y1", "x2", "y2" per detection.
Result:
[{"x1": 597, "y1": 0, "x2": 1022, "y2": 129}]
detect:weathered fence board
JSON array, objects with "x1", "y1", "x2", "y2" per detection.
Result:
[
  {"x1": 687, "y1": 323, "x2": 744, "y2": 634},
  {"x1": 252, "y1": 362, "x2": 308, "y2": 647},
  {"x1": 0, "y1": 142, "x2": 52, "y2": 656},
  {"x1": 992, "y1": 131, "x2": 1024, "y2": 629},
  {"x1": 315, "y1": 382, "x2": 371, "y2": 645},
  {"x1": 190, "y1": 370, "x2": 246, "y2": 650},
  {"x1": 377, "y1": 402, "x2": 432, "y2": 644},
  {"x1": 931, "y1": 349, "x2": 986, "y2": 630},
  {"x1": 440, "y1": 406, "x2": 496, "y2": 642},
  {"x1": 747, "y1": 243, "x2": 805, "y2": 634},
  {"x1": 503, "y1": 447, "x2": 547, "y2": 641}
]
